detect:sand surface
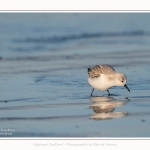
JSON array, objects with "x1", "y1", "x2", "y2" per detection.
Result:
[{"x1": 0, "y1": 13, "x2": 150, "y2": 137}]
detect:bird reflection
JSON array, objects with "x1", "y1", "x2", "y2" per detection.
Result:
[
  {"x1": 90, "y1": 96, "x2": 128, "y2": 120},
  {"x1": 90, "y1": 112, "x2": 128, "y2": 120},
  {"x1": 90, "y1": 101, "x2": 126, "y2": 113},
  {"x1": 90, "y1": 96, "x2": 115, "y2": 103}
]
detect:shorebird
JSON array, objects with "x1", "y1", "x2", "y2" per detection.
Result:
[{"x1": 88, "y1": 64, "x2": 130, "y2": 96}]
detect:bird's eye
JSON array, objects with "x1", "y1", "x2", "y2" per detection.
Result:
[{"x1": 122, "y1": 81, "x2": 124, "y2": 83}]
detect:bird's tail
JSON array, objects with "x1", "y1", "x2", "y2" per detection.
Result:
[
  {"x1": 87, "y1": 68, "x2": 91, "y2": 76},
  {"x1": 84, "y1": 67, "x2": 91, "y2": 76}
]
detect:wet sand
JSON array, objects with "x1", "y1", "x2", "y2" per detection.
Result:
[
  {"x1": 0, "y1": 47, "x2": 150, "y2": 137},
  {"x1": 0, "y1": 13, "x2": 150, "y2": 137}
]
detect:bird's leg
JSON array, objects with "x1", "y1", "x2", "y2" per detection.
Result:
[
  {"x1": 107, "y1": 90, "x2": 110, "y2": 96},
  {"x1": 91, "y1": 88, "x2": 94, "y2": 96}
]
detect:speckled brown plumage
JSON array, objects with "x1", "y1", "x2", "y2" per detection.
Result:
[{"x1": 88, "y1": 64, "x2": 115, "y2": 78}]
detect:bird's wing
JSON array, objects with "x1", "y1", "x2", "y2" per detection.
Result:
[
  {"x1": 88, "y1": 64, "x2": 115, "y2": 78},
  {"x1": 102, "y1": 64, "x2": 115, "y2": 72}
]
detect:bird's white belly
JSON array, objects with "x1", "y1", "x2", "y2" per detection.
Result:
[{"x1": 88, "y1": 75, "x2": 114, "y2": 91}]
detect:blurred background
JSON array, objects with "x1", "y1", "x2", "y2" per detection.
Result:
[{"x1": 0, "y1": 13, "x2": 150, "y2": 58}]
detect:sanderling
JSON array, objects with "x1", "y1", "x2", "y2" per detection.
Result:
[{"x1": 87, "y1": 64, "x2": 130, "y2": 96}]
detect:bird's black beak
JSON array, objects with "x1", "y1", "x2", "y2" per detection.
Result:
[{"x1": 124, "y1": 84, "x2": 130, "y2": 92}]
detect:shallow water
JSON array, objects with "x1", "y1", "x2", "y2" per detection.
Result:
[{"x1": 0, "y1": 13, "x2": 150, "y2": 137}]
